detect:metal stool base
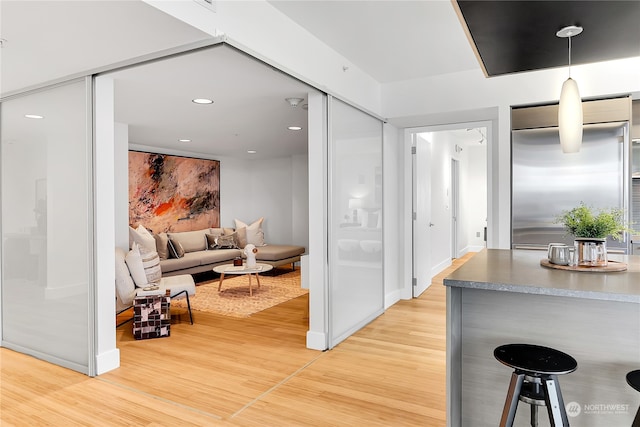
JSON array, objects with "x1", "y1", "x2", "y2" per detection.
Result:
[{"x1": 499, "y1": 370, "x2": 570, "y2": 427}]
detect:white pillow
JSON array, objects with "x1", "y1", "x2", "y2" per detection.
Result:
[
  {"x1": 115, "y1": 248, "x2": 137, "y2": 306},
  {"x1": 140, "y1": 246, "x2": 162, "y2": 285},
  {"x1": 125, "y1": 242, "x2": 148, "y2": 287},
  {"x1": 234, "y1": 217, "x2": 266, "y2": 246},
  {"x1": 129, "y1": 225, "x2": 156, "y2": 252}
]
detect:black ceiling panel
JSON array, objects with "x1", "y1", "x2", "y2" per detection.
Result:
[{"x1": 456, "y1": 1, "x2": 640, "y2": 76}]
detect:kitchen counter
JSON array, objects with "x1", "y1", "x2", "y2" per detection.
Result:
[
  {"x1": 444, "y1": 249, "x2": 640, "y2": 427},
  {"x1": 444, "y1": 249, "x2": 640, "y2": 303}
]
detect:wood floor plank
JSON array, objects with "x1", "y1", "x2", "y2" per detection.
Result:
[{"x1": 0, "y1": 256, "x2": 475, "y2": 426}]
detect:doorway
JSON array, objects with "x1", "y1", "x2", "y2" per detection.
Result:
[{"x1": 409, "y1": 124, "x2": 488, "y2": 297}]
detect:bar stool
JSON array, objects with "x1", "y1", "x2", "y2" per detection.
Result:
[
  {"x1": 494, "y1": 344, "x2": 578, "y2": 427},
  {"x1": 626, "y1": 370, "x2": 640, "y2": 427}
]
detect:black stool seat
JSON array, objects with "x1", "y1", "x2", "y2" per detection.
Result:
[
  {"x1": 627, "y1": 370, "x2": 640, "y2": 392},
  {"x1": 626, "y1": 370, "x2": 640, "y2": 427},
  {"x1": 494, "y1": 344, "x2": 577, "y2": 427},
  {"x1": 495, "y1": 344, "x2": 578, "y2": 375}
]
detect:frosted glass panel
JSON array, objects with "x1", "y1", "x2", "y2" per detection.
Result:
[
  {"x1": 329, "y1": 98, "x2": 383, "y2": 346},
  {"x1": 1, "y1": 80, "x2": 91, "y2": 373}
]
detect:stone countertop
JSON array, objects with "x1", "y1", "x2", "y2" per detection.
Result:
[{"x1": 443, "y1": 249, "x2": 640, "y2": 303}]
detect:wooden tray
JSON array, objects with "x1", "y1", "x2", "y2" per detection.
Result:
[{"x1": 540, "y1": 259, "x2": 627, "y2": 272}]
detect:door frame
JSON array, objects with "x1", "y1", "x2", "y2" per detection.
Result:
[
  {"x1": 451, "y1": 158, "x2": 460, "y2": 259},
  {"x1": 402, "y1": 120, "x2": 494, "y2": 298}
]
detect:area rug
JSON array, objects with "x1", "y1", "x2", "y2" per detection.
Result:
[{"x1": 172, "y1": 269, "x2": 306, "y2": 318}]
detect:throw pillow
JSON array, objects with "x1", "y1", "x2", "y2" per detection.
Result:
[
  {"x1": 154, "y1": 232, "x2": 169, "y2": 260},
  {"x1": 235, "y1": 227, "x2": 248, "y2": 248},
  {"x1": 207, "y1": 228, "x2": 225, "y2": 249},
  {"x1": 205, "y1": 233, "x2": 218, "y2": 250},
  {"x1": 167, "y1": 238, "x2": 185, "y2": 259},
  {"x1": 125, "y1": 242, "x2": 148, "y2": 287},
  {"x1": 234, "y1": 217, "x2": 265, "y2": 246},
  {"x1": 215, "y1": 233, "x2": 238, "y2": 249},
  {"x1": 139, "y1": 246, "x2": 162, "y2": 285},
  {"x1": 115, "y1": 248, "x2": 137, "y2": 306},
  {"x1": 129, "y1": 225, "x2": 156, "y2": 252}
]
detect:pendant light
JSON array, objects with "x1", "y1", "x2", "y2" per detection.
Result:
[{"x1": 557, "y1": 25, "x2": 583, "y2": 153}]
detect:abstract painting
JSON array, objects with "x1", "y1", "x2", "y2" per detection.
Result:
[{"x1": 129, "y1": 151, "x2": 220, "y2": 233}]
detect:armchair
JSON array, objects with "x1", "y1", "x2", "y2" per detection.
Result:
[{"x1": 115, "y1": 247, "x2": 195, "y2": 326}]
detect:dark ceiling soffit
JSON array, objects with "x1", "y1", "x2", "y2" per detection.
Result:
[
  {"x1": 454, "y1": 0, "x2": 640, "y2": 78},
  {"x1": 451, "y1": 0, "x2": 489, "y2": 78}
]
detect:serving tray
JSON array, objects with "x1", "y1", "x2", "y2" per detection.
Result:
[{"x1": 540, "y1": 259, "x2": 627, "y2": 273}]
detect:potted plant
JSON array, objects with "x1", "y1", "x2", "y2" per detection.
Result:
[{"x1": 556, "y1": 202, "x2": 631, "y2": 266}]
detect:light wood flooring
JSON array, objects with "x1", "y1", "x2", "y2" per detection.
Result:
[{"x1": 0, "y1": 255, "x2": 474, "y2": 426}]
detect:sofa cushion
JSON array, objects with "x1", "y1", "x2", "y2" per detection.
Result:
[
  {"x1": 140, "y1": 247, "x2": 162, "y2": 284},
  {"x1": 235, "y1": 227, "x2": 248, "y2": 248},
  {"x1": 167, "y1": 239, "x2": 185, "y2": 258},
  {"x1": 129, "y1": 225, "x2": 156, "y2": 252},
  {"x1": 125, "y1": 242, "x2": 147, "y2": 287},
  {"x1": 154, "y1": 232, "x2": 169, "y2": 260},
  {"x1": 167, "y1": 229, "x2": 208, "y2": 253},
  {"x1": 255, "y1": 244, "x2": 305, "y2": 261},
  {"x1": 234, "y1": 217, "x2": 265, "y2": 246},
  {"x1": 115, "y1": 247, "x2": 137, "y2": 306},
  {"x1": 198, "y1": 248, "x2": 242, "y2": 265},
  {"x1": 159, "y1": 252, "x2": 202, "y2": 273},
  {"x1": 209, "y1": 228, "x2": 225, "y2": 237},
  {"x1": 215, "y1": 233, "x2": 239, "y2": 249}
]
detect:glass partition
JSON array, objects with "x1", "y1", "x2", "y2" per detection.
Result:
[
  {"x1": 328, "y1": 97, "x2": 384, "y2": 347},
  {"x1": 1, "y1": 79, "x2": 92, "y2": 373}
]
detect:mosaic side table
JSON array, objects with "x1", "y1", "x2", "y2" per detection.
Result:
[{"x1": 133, "y1": 293, "x2": 170, "y2": 340}]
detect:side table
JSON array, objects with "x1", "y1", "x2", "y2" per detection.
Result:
[{"x1": 133, "y1": 292, "x2": 171, "y2": 340}]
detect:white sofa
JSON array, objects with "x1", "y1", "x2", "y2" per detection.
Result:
[{"x1": 154, "y1": 227, "x2": 306, "y2": 277}]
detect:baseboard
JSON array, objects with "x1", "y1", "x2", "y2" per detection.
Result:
[
  {"x1": 96, "y1": 348, "x2": 120, "y2": 375},
  {"x1": 384, "y1": 289, "x2": 402, "y2": 309},
  {"x1": 306, "y1": 330, "x2": 327, "y2": 350},
  {"x1": 431, "y1": 257, "x2": 452, "y2": 278}
]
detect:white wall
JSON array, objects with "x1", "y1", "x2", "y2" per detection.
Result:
[
  {"x1": 383, "y1": 123, "x2": 402, "y2": 308},
  {"x1": 114, "y1": 122, "x2": 129, "y2": 250},
  {"x1": 220, "y1": 156, "x2": 309, "y2": 248},
  {"x1": 464, "y1": 144, "x2": 487, "y2": 251},
  {"x1": 429, "y1": 132, "x2": 454, "y2": 272}
]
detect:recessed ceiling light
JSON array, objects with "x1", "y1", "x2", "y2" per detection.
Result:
[
  {"x1": 192, "y1": 98, "x2": 213, "y2": 104},
  {"x1": 288, "y1": 126, "x2": 302, "y2": 131},
  {"x1": 25, "y1": 114, "x2": 44, "y2": 119},
  {"x1": 247, "y1": 150, "x2": 257, "y2": 154},
  {"x1": 178, "y1": 139, "x2": 191, "y2": 143}
]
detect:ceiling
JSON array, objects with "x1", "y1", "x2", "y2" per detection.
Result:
[
  {"x1": 112, "y1": 46, "x2": 312, "y2": 159},
  {"x1": 2, "y1": 1, "x2": 637, "y2": 159},
  {"x1": 455, "y1": 0, "x2": 640, "y2": 76}
]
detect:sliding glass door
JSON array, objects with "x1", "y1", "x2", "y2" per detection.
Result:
[
  {"x1": 328, "y1": 97, "x2": 384, "y2": 348},
  {"x1": 1, "y1": 79, "x2": 93, "y2": 374}
]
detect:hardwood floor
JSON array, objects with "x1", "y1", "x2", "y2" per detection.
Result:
[{"x1": 0, "y1": 255, "x2": 474, "y2": 426}]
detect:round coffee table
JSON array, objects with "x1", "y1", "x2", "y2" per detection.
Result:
[{"x1": 212, "y1": 263, "x2": 273, "y2": 296}]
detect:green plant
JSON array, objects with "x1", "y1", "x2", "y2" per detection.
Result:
[{"x1": 556, "y1": 202, "x2": 631, "y2": 241}]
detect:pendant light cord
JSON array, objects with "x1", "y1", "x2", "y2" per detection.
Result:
[{"x1": 568, "y1": 36, "x2": 572, "y2": 78}]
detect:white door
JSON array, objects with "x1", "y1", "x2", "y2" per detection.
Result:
[
  {"x1": 412, "y1": 134, "x2": 432, "y2": 297},
  {"x1": 327, "y1": 97, "x2": 384, "y2": 348}
]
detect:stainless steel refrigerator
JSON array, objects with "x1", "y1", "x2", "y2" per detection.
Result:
[{"x1": 511, "y1": 121, "x2": 630, "y2": 253}]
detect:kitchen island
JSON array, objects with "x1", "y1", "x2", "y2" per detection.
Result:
[{"x1": 444, "y1": 249, "x2": 640, "y2": 427}]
